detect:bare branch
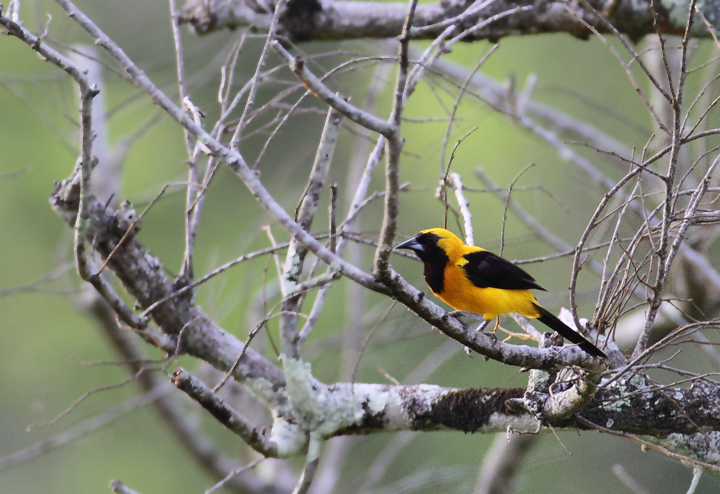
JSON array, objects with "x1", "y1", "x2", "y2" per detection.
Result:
[
  {"x1": 280, "y1": 107, "x2": 342, "y2": 360},
  {"x1": 52, "y1": 0, "x2": 385, "y2": 294},
  {"x1": 178, "y1": 0, "x2": 715, "y2": 41},
  {"x1": 205, "y1": 459, "x2": 265, "y2": 494},
  {"x1": 292, "y1": 451, "x2": 319, "y2": 494},
  {"x1": 474, "y1": 434, "x2": 536, "y2": 494},
  {"x1": 449, "y1": 172, "x2": 474, "y2": 245},
  {"x1": 172, "y1": 369, "x2": 279, "y2": 457},
  {"x1": 374, "y1": 0, "x2": 418, "y2": 280},
  {"x1": 228, "y1": 0, "x2": 290, "y2": 149},
  {"x1": 272, "y1": 42, "x2": 397, "y2": 138},
  {"x1": 634, "y1": 154, "x2": 720, "y2": 356}
]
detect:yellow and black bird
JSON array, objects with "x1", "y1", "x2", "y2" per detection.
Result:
[{"x1": 396, "y1": 228, "x2": 606, "y2": 358}]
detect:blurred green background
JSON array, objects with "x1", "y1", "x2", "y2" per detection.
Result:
[{"x1": 2, "y1": 0, "x2": 720, "y2": 493}]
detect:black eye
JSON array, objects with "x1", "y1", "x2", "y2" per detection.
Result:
[{"x1": 419, "y1": 232, "x2": 439, "y2": 245}]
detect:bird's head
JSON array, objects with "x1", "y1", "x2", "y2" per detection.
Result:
[{"x1": 395, "y1": 228, "x2": 465, "y2": 263}]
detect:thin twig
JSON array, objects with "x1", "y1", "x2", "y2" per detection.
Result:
[
  {"x1": 329, "y1": 183, "x2": 338, "y2": 253},
  {"x1": 205, "y1": 458, "x2": 265, "y2": 494},
  {"x1": 351, "y1": 301, "x2": 397, "y2": 386},
  {"x1": 500, "y1": 163, "x2": 533, "y2": 257},
  {"x1": 110, "y1": 480, "x2": 143, "y2": 494},
  {"x1": 576, "y1": 415, "x2": 720, "y2": 474},
  {"x1": 292, "y1": 454, "x2": 320, "y2": 494},
  {"x1": 373, "y1": 0, "x2": 418, "y2": 280},
  {"x1": 27, "y1": 367, "x2": 157, "y2": 430},
  {"x1": 439, "y1": 46, "x2": 497, "y2": 177},
  {"x1": 449, "y1": 172, "x2": 474, "y2": 245},
  {"x1": 95, "y1": 185, "x2": 173, "y2": 275},
  {"x1": 53, "y1": 0, "x2": 385, "y2": 294},
  {"x1": 0, "y1": 386, "x2": 171, "y2": 472},
  {"x1": 228, "y1": 0, "x2": 290, "y2": 149}
]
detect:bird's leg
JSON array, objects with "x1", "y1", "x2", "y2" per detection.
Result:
[
  {"x1": 473, "y1": 319, "x2": 497, "y2": 344},
  {"x1": 492, "y1": 316, "x2": 500, "y2": 333},
  {"x1": 475, "y1": 319, "x2": 492, "y2": 332}
]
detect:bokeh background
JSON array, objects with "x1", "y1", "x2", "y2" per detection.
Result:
[{"x1": 2, "y1": 1, "x2": 720, "y2": 493}]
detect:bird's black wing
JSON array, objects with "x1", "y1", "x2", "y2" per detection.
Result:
[{"x1": 461, "y1": 250, "x2": 546, "y2": 291}]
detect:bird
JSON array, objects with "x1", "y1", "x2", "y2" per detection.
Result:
[{"x1": 395, "y1": 228, "x2": 606, "y2": 358}]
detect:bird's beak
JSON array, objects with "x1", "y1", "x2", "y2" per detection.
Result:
[{"x1": 396, "y1": 237, "x2": 423, "y2": 252}]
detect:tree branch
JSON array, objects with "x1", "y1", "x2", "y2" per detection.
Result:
[
  {"x1": 173, "y1": 369, "x2": 279, "y2": 457},
  {"x1": 178, "y1": 0, "x2": 712, "y2": 42},
  {"x1": 53, "y1": 0, "x2": 386, "y2": 296}
]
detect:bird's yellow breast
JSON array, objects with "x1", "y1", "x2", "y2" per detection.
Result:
[{"x1": 435, "y1": 260, "x2": 541, "y2": 320}]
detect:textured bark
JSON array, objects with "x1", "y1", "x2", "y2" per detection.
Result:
[
  {"x1": 179, "y1": 0, "x2": 712, "y2": 41},
  {"x1": 50, "y1": 174, "x2": 287, "y2": 392}
]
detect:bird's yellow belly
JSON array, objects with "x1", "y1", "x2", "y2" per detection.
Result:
[{"x1": 436, "y1": 268, "x2": 541, "y2": 319}]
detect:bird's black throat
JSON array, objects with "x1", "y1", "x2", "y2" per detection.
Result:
[{"x1": 413, "y1": 233, "x2": 449, "y2": 295}]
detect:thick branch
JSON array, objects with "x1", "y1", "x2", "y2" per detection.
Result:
[
  {"x1": 50, "y1": 180, "x2": 287, "y2": 400},
  {"x1": 321, "y1": 377, "x2": 720, "y2": 441},
  {"x1": 179, "y1": 0, "x2": 711, "y2": 41}
]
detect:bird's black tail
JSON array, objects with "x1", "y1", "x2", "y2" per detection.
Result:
[{"x1": 535, "y1": 306, "x2": 607, "y2": 359}]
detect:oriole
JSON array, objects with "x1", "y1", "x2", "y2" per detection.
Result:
[{"x1": 396, "y1": 228, "x2": 606, "y2": 358}]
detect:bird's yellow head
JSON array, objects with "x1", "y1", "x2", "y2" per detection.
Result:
[{"x1": 395, "y1": 228, "x2": 466, "y2": 263}]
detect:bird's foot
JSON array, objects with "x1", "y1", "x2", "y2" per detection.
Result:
[
  {"x1": 481, "y1": 330, "x2": 498, "y2": 344},
  {"x1": 501, "y1": 331, "x2": 535, "y2": 342}
]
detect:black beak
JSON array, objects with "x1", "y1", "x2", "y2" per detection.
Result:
[{"x1": 396, "y1": 237, "x2": 423, "y2": 252}]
